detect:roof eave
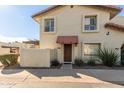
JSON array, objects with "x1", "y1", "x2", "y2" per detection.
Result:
[
  {"x1": 96, "y1": 5, "x2": 122, "y2": 19},
  {"x1": 110, "y1": 9, "x2": 122, "y2": 19},
  {"x1": 32, "y1": 5, "x2": 60, "y2": 18},
  {"x1": 32, "y1": 5, "x2": 123, "y2": 21}
]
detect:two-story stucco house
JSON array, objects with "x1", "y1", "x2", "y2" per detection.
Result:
[{"x1": 32, "y1": 5, "x2": 124, "y2": 64}]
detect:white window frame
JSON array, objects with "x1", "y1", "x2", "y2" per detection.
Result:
[
  {"x1": 42, "y1": 16, "x2": 56, "y2": 34},
  {"x1": 82, "y1": 13, "x2": 99, "y2": 32}
]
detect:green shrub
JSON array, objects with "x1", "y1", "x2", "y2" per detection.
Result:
[
  {"x1": 121, "y1": 48, "x2": 124, "y2": 66},
  {"x1": 0, "y1": 54, "x2": 19, "y2": 67},
  {"x1": 121, "y1": 48, "x2": 124, "y2": 59},
  {"x1": 74, "y1": 58, "x2": 84, "y2": 66},
  {"x1": 87, "y1": 58, "x2": 96, "y2": 66},
  {"x1": 96, "y1": 48, "x2": 118, "y2": 67},
  {"x1": 121, "y1": 60, "x2": 124, "y2": 66},
  {"x1": 51, "y1": 59, "x2": 60, "y2": 66},
  {"x1": 0, "y1": 56, "x2": 9, "y2": 66}
]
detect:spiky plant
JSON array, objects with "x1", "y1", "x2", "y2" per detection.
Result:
[
  {"x1": 87, "y1": 58, "x2": 96, "y2": 66},
  {"x1": 96, "y1": 48, "x2": 118, "y2": 67},
  {"x1": 121, "y1": 48, "x2": 124, "y2": 66}
]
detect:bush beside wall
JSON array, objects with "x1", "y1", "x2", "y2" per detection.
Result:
[
  {"x1": 74, "y1": 58, "x2": 84, "y2": 66},
  {"x1": 51, "y1": 59, "x2": 60, "y2": 66},
  {"x1": 121, "y1": 48, "x2": 124, "y2": 66},
  {"x1": 121, "y1": 60, "x2": 124, "y2": 66},
  {"x1": 0, "y1": 54, "x2": 19, "y2": 67},
  {"x1": 87, "y1": 58, "x2": 96, "y2": 66}
]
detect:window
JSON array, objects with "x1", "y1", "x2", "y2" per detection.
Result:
[
  {"x1": 44, "y1": 18, "x2": 54, "y2": 32},
  {"x1": 84, "y1": 43, "x2": 100, "y2": 56},
  {"x1": 84, "y1": 16, "x2": 97, "y2": 31}
]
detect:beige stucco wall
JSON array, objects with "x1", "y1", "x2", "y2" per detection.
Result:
[
  {"x1": 0, "y1": 48, "x2": 10, "y2": 55},
  {"x1": 111, "y1": 16, "x2": 124, "y2": 25},
  {"x1": 37, "y1": 5, "x2": 124, "y2": 63},
  {"x1": 20, "y1": 49, "x2": 51, "y2": 67},
  {"x1": 0, "y1": 42, "x2": 10, "y2": 55}
]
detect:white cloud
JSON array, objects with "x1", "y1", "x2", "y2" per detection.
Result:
[{"x1": 0, "y1": 34, "x2": 28, "y2": 42}]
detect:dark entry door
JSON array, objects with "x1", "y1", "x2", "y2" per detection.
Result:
[{"x1": 64, "y1": 44, "x2": 72, "y2": 62}]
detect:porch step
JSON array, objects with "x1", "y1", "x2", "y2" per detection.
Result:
[{"x1": 61, "y1": 64, "x2": 72, "y2": 69}]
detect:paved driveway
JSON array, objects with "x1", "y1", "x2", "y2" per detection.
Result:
[{"x1": 0, "y1": 69, "x2": 124, "y2": 88}]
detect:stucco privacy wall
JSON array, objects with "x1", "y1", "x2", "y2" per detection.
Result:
[{"x1": 20, "y1": 49, "x2": 55, "y2": 67}]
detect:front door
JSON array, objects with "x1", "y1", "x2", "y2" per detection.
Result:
[{"x1": 64, "y1": 44, "x2": 72, "y2": 62}]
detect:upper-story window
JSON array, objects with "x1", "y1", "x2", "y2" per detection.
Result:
[
  {"x1": 44, "y1": 18, "x2": 54, "y2": 32},
  {"x1": 84, "y1": 15, "x2": 97, "y2": 31}
]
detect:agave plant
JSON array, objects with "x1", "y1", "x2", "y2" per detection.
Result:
[
  {"x1": 121, "y1": 48, "x2": 124, "y2": 66},
  {"x1": 96, "y1": 48, "x2": 119, "y2": 67}
]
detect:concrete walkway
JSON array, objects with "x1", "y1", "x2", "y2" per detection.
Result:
[
  {"x1": 0, "y1": 69, "x2": 124, "y2": 88},
  {"x1": 61, "y1": 64, "x2": 72, "y2": 69}
]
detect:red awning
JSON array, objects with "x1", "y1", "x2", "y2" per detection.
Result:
[{"x1": 56, "y1": 36, "x2": 78, "y2": 44}]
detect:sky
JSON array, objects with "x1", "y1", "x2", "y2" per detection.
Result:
[
  {"x1": 0, "y1": 5, "x2": 124, "y2": 42},
  {"x1": 0, "y1": 5, "x2": 50, "y2": 42}
]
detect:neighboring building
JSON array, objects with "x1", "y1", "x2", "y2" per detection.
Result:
[
  {"x1": 23, "y1": 40, "x2": 40, "y2": 48},
  {"x1": 0, "y1": 42, "x2": 10, "y2": 55},
  {"x1": 32, "y1": 5, "x2": 124, "y2": 64},
  {"x1": 0, "y1": 41, "x2": 39, "y2": 55},
  {"x1": 1, "y1": 46, "x2": 19, "y2": 54}
]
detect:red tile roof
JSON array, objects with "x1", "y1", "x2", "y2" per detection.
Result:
[
  {"x1": 105, "y1": 23, "x2": 124, "y2": 31},
  {"x1": 32, "y1": 5, "x2": 122, "y2": 19},
  {"x1": 32, "y1": 5, "x2": 61, "y2": 18},
  {"x1": 56, "y1": 36, "x2": 78, "y2": 44},
  {"x1": 100, "y1": 5, "x2": 122, "y2": 11}
]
